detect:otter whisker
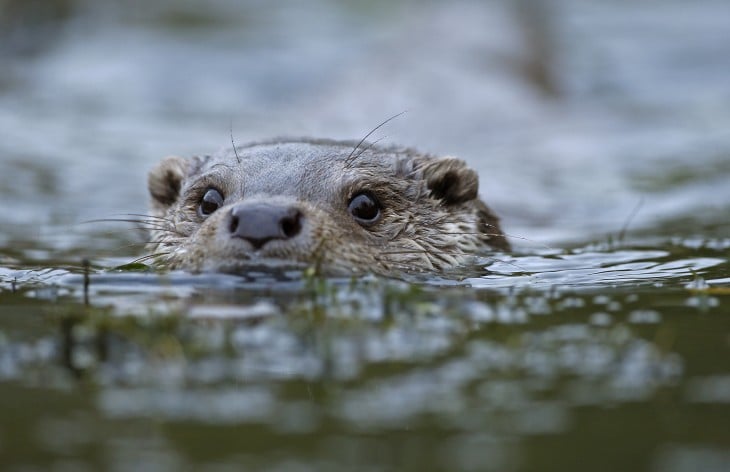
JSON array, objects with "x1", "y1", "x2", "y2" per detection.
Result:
[
  {"x1": 113, "y1": 212, "x2": 169, "y2": 219},
  {"x1": 83, "y1": 217, "x2": 168, "y2": 226},
  {"x1": 121, "y1": 220, "x2": 184, "y2": 238},
  {"x1": 353, "y1": 135, "x2": 387, "y2": 162},
  {"x1": 438, "y1": 231, "x2": 556, "y2": 251},
  {"x1": 88, "y1": 229, "x2": 164, "y2": 237},
  {"x1": 88, "y1": 232, "x2": 171, "y2": 245},
  {"x1": 119, "y1": 213, "x2": 172, "y2": 222},
  {"x1": 378, "y1": 251, "x2": 529, "y2": 275},
  {"x1": 378, "y1": 249, "x2": 471, "y2": 259},
  {"x1": 617, "y1": 197, "x2": 644, "y2": 242},
  {"x1": 345, "y1": 111, "x2": 407, "y2": 166},
  {"x1": 81, "y1": 218, "x2": 172, "y2": 232},
  {"x1": 128, "y1": 252, "x2": 172, "y2": 265},
  {"x1": 231, "y1": 120, "x2": 241, "y2": 164},
  {"x1": 88, "y1": 241, "x2": 169, "y2": 256}
]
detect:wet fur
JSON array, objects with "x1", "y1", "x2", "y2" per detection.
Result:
[{"x1": 146, "y1": 138, "x2": 509, "y2": 277}]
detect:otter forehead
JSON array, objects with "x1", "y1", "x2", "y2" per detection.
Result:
[{"x1": 187, "y1": 140, "x2": 416, "y2": 201}]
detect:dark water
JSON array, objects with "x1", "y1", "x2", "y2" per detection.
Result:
[{"x1": 1, "y1": 0, "x2": 729, "y2": 470}]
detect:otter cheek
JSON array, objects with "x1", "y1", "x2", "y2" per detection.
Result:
[{"x1": 190, "y1": 211, "x2": 232, "y2": 256}]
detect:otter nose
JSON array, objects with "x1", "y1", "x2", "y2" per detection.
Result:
[{"x1": 228, "y1": 202, "x2": 303, "y2": 249}]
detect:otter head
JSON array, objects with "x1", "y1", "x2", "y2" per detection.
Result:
[{"x1": 146, "y1": 139, "x2": 509, "y2": 277}]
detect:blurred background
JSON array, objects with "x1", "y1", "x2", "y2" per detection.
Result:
[{"x1": 1, "y1": 0, "x2": 729, "y2": 256}]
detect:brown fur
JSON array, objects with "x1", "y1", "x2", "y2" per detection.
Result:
[{"x1": 145, "y1": 139, "x2": 509, "y2": 277}]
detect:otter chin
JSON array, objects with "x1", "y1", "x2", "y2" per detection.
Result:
[{"x1": 146, "y1": 138, "x2": 509, "y2": 277}]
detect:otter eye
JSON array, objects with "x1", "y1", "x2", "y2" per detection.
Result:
[
  {"x1": 199, "y1": 188, "x2": 224, "y2": 216},
  {"x1": 348, "y1": 192, "x2": 381, "y2": 225}
]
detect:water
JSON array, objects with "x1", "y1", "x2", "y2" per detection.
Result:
[{"x1": 1, "y1": 0, "x2": 729, "y2": 470}]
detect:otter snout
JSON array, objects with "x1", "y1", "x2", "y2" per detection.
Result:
[{"x1": 229, "y1": 202, "x2": 303, "y2": 249}]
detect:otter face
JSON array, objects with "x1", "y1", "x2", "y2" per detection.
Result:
[{"x1": 146, "y1": 139, "x2": 508, "y2": 277}]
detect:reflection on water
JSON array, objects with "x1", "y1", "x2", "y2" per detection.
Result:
[
  {"x1": 0, "y1": 253, "x2": 727, "y2": 470},
  {"x1": 1, "y1": 0, "x2": 729, "y2": 471}
]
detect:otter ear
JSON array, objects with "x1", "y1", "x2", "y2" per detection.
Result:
[
  {"x1": 419, "y1": 157, "x2": 479, "y2": 205},
  {"x1": 148, "y1": 155, "x2": 188, "y2": 212}
]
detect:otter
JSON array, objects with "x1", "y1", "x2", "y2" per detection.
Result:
[{"x1": 146, "y1": 138, "x2": 509, "y2": 277}]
